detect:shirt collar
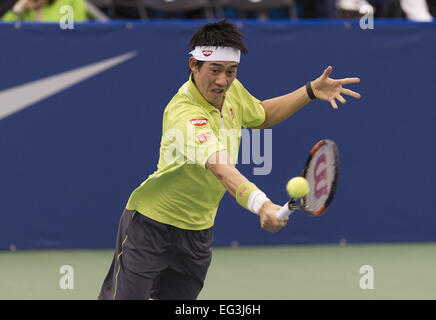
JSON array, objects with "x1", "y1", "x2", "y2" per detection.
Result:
[{"x1": 186, "y1": 74, "x2": 218, "y2": 113}]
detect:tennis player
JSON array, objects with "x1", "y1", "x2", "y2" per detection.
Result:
[{"x1": 98, "y1": 20, "x2": 360, "y2": 300}]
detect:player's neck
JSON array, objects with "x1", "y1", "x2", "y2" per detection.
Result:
[{"x1": 214, "y1": 103, "x2": 223, "y2": 112}]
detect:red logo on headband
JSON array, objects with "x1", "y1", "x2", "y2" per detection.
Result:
[{"x1": 202, "y1": 50, "x2": 213, "y2": 57}]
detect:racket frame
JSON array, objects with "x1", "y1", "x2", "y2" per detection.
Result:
[
  {"x1": 300, "y1": 139, "x2": 339, "y2": 216},
  {"x1": 276, "y1": 139, "x2": 339, "y2": 220}
]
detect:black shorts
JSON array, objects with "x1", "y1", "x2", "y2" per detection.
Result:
[{"x1": 98, "y1": 209, "x2": 213, "y2": 300}]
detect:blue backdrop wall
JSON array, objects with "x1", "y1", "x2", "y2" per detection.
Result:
[{"x1": 1, "y1": 20, "x2": 435, "y2": 250}]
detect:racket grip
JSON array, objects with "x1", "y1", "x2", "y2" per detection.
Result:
[{"x1": 276, "y1": 202, "x2": 293, "y2": 220}]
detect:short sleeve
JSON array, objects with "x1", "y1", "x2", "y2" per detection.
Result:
[{"x1": 232, "y1": 79, "x2": 266, "y2": 128}]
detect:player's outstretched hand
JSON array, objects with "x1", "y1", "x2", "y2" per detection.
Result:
[
  {"x1": 258, "y1": 201, "x2": 288, "y2": 233},
  {"x1": 311, "y1": 66, "x2": 361, "y2": 110}
]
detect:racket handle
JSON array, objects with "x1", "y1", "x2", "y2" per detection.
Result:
[{"x1": 276, "y1": 202, "x2": 295, "y2": 220}]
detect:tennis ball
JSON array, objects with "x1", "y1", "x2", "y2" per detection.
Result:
[{"x1": 286, "y1": 177, "x2": 310, "y2": 198}]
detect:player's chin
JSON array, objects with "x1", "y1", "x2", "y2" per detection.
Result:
[{"x1": 207, "y1": 95, "x2": 223, "y2": 106}]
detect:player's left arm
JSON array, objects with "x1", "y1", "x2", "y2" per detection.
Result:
[{"x1": 252, "y1": 66, "x2": 361, "y2": 129}]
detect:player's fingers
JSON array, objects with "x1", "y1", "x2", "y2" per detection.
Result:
[
  {"x1": 330, "y1": 99, "x2": 339, "y2": 110},
  {"x1": 340, "y1": 77, "x2": 360, "y2": 85},
  {"x1": 336, "y1": 94, "x2": 346, "y2": 104},
  {"x1": 322, "y1": 66, "x2": 333, "y2": 79},
  {"x1": 341, "y1": 88, "x2": 361, "y2": 99}
]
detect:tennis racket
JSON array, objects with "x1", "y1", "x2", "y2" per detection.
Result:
[{"x1": 276, "y1": 139, "x2": 339, "y2": 220}]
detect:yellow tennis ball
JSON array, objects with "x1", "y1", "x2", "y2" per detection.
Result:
[{"x1": 286, "y1": 177, "x2": 310, "y2": 198}]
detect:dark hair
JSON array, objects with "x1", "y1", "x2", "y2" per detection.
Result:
[
  {"x1": 189, "y1": 19, "x2": 247, "y2": 54},
  {"x1": 188, "y1": 19, "x2": 247, "y2": 72}
]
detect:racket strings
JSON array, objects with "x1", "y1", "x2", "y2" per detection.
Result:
[{"x1": 304, "y1": 142, "x2": 338, "y2": 215}]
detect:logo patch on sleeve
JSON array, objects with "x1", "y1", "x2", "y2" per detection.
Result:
[
  {"x1": 197, "y1": 133, "x2": 212, "y2": 143},
  {"x1": 189, "y1": 118, "x2": 208, "y2": 126}
]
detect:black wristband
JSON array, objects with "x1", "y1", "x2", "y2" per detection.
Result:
[{"x1": 306, "y1": 81, "x2": 316, "y2": 100}]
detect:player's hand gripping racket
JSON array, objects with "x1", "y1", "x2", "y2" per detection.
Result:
[{"x1": 276, "y1": 139, "x2": 339, "y2": 220}]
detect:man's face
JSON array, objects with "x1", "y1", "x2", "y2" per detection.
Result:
[{"x1": 190, "y1": 58, "x2": 238, "y2": 108}]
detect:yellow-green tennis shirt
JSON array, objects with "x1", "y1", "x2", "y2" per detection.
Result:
[{"x1": 126, "y1": 75, "x2": 265, "y2": 230}]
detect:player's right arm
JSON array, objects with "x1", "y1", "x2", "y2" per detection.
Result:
[
  {"x1": 251, "y1": 66, "x2": 361, "y2": 130},
  {"x1": 206, "y1": 150, "x2": 287, "y2": 233}
]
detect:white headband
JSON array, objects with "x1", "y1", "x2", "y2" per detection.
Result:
[{"x1": 189, "y1": 46, "x2": 241, "y2": 63}]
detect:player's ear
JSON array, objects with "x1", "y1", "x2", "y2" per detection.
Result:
[{"x1": 189, "y1": 57, "x2": 199, "y2": 73}]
